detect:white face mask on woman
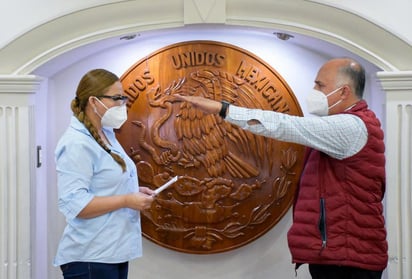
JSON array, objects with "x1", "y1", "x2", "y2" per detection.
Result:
[
  {"x1": 94, "y1": 98, "x2": 128, "y2": 128},
  {"x1": 306, "y1": 86, "x2": 343, "y2": 116}
]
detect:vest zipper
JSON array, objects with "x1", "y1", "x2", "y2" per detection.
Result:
[
  {"x1": 318, "y1": 197, "x2": 327, "y2": 254},
  {"x1": 318, "y1": 153, "x2": 327, "y2": 254}
]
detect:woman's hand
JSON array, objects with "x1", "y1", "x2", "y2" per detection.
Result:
[
  {"x1": 139, "y1": 186, "x2": 155, "y2": 196},
  {"x1": 125, "y1": 191, "x2": 154, "y2": 211}
]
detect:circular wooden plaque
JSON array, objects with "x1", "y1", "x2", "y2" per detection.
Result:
[{"x1": 117, "y1": 40, "x2": 305, "y2": 254}]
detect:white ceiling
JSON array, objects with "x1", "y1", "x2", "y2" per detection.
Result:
[{"x1": 33, "y1": 24, "x2": 378, "y2": 77}]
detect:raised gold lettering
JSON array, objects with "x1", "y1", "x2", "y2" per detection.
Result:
[
  {"x1": 170, "y1": 52, "x2": 226, "y2": 69},
  {"x1": 124, "y1": 70, "x2": 155, "y2": 106}
]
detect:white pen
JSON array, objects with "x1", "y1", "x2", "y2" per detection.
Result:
[{"x1": 153, "y1": 176, "x2": 179, "y2": 196}]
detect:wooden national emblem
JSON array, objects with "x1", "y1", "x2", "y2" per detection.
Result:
[{"x1": 117, "y1": 40, "x2": 305, "y2": 254}]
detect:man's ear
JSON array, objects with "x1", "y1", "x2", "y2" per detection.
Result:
[{"x1": 341, "y1": 85, "x2": 352, "y2": 99}]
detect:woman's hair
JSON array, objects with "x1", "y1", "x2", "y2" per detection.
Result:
[{"x1": 71, "y1": 69, "x2": 126, "y2": 172}]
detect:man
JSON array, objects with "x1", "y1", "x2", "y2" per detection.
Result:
[{"x1": 175, "y1": 57, "x2": 387, "y2": 279}]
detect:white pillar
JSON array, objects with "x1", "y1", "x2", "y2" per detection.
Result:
[
  {"x1": 0, "y1": 75, "x2": 42, "y2": 279},
  {"x1": 377, "y1": 71, "x2": 412, "y2": 279}
]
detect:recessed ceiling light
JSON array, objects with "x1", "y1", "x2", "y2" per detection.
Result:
[
  {"x1": 273, "y1": 32, "x2": 294, "y2": 41},
  {"x1": 120, "y1": 34, "x2": 138, "y2": 40}
]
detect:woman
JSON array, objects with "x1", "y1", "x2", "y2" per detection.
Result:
[{"x1": 54, "y1": 69, "x2": 154, "y2": 279}]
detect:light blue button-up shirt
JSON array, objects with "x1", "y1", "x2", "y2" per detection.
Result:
[{"x1": 54, "y1": 116, "x2": 142, "y2": 266}]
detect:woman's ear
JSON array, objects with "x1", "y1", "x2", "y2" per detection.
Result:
[
  {"x1": 88, "y1": 96, "x2": 97, "y2": 106},
  {"x1": 87, "y1": 96, "x2": 99, "y2": 113}
]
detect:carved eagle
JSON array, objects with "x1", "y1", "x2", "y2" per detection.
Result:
[{"x1": 170, "y1": 69, "x2": 273, "y2": 178}]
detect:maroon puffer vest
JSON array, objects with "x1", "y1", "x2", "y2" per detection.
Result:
[{"x1": 287, "y1": 100, "x2": 387, "y2": 271}]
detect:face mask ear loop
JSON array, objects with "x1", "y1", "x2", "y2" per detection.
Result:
[
  {"x1": 93, "y1": 106, "x2": 103, "y2": 118},
  {"x1": 326, "y1": 87, "x2": 344, "y2": 111},
  {"x1": 328, "y1": 99, "x2": 343, "y2": 111},
  {"x1": 94, "y1": 97, "x2": 109, "y2": 110},
  {"x1": 326, "y1": 86, "x2": 343, "y2": 97},
  {"x1": 92, "y1": 97, "x2": 107, "y2": 118}
]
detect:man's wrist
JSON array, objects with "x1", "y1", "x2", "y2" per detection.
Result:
[{"x1": 219, "y1": 101, "x2": 229, "y2": 119}]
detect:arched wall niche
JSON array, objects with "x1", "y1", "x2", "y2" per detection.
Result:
[
  {"x1": 39, "y1": 25, "x2": 387, "y2": 279},
  {"x1": 0, "y1": 0, "x2": 410, "y2": 76}
]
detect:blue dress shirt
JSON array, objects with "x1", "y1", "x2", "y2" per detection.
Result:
[{"x1": 54, "y1": 116, "x2": 142, "y2": 266}]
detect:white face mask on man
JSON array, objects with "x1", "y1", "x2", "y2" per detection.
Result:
[
  {"x1": 306, "y1": 86, "x2": 343, "y2": 116},
  {"x1": 94, "y1": 97, "x2": 128, "y2": 129}
]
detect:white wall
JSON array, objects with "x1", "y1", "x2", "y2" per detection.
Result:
[
  {"x1": 308, "y1": 0, "x2": 412, "y2": 44},
  {"x1": 1, "y1": 0, "x2": 411, "y2": 49},
  {"x1": 32, "y1": 77, "x2": 49, "y2": 278},
  {"x1": 44, "y1": 26, "x2": 383, "y2": 279}
]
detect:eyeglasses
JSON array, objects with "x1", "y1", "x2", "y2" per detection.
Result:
[{"x1": 99, "y1": 95, "x2": 128, "y2": 105}]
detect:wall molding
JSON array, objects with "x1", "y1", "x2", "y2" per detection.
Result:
[{"x1": 0, "y1": 0, "x2": 411, "y2": 75}]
